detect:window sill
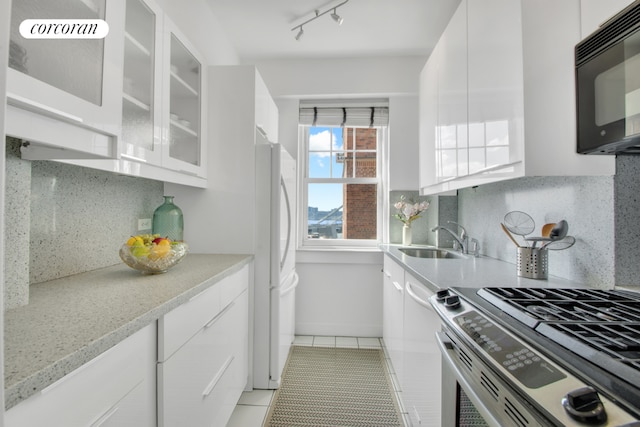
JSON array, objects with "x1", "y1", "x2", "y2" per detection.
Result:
[{"x1": 296, "y1": 247, "x2": 383, "y2": 265}]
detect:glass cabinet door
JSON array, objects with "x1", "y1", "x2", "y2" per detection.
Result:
[
  {"x1": 121, "y1": 0, "x2": 162, "y2": 164},
  {"x1": 162, "y1": 18, "x2": 205, "y2": 177},
  {"x1": 10, "y1": 0, "x2": 105, "y2": 105},
  {"x1": 8, "y1": 0, "x2": 124, "y2": 134}
]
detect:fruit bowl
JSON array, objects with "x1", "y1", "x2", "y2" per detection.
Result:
[{"x1": 119, "y1": 237, "x2": 188, "y2": 274}]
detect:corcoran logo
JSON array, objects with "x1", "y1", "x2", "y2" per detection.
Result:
[{"x1": 19, "y1": 19, "x2": 109, "y2": 39}]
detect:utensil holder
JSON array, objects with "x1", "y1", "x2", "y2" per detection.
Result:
[{"x1": 517, "y1": 247, "x2": 548, "y2": 279}]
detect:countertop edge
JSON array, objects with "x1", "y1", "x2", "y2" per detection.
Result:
[{"x1": 5, "y1": 254, "x2": 253, "y2": 410}]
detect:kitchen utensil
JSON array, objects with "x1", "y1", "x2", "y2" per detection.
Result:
[
  {"x1": 541, "y1": 223, "x2": 556, "y2": 237},
  {"x1": 504, "y1": 211, "x2": 535, "y2": 245},
  {"x1": 543, "y1": 235, "x2": 575, "y2": 250},
  {"x1": 524, "y1": 236, "x2": 552, "y2": 248},
  {"x1": 501, "y1": 223, "x2": 521, "y2": 247},
  {"x1": 548, "y1": 220, "x2": 568, "y2": 240}
]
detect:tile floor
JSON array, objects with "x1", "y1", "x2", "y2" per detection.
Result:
[{"x1": 226, "y1": 335, "x2": 408, "y2": 427}]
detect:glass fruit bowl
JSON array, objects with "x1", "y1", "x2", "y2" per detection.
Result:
[{"x1": 119, "y1": 240, "x2": 188, "y2": 274}]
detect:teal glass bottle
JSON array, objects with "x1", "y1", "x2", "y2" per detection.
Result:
[{"x1": 152, "y1": 196, "x2": 183, "y2": 241}]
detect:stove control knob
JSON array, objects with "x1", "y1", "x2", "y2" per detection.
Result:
[
  {"x1": 436, "y1": 290, "x2": 450, "y2": 302},
  {"x1": 444, "y1": 295, "x2": 461, "y2": 310},
  {"x1": 562, "y1": 386, "x2": 607, "y2": 424}
]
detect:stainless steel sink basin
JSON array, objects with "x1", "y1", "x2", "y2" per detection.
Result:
[{"x1": 398, "y1": 247, "x2": 466, "y2": 259}]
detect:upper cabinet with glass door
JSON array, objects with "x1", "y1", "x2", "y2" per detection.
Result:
[
  {"x1": 7, "y1": 0, "x2": 125, "y2": 159},
  {"x1": 162, "y1": 17, "x2": 206, "y2": 178},
  {"x1": 120, "y1": 0, "x2": 163, "y2": 165}
]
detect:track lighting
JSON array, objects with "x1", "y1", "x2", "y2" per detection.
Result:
[
  {"x1": 291, "y1": 0, "x2": 349, "y2": 40},
  {"x1": 330, "y1": 9, "x2": 343, "y2": 25}
]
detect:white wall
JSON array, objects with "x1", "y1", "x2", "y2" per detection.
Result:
[
  {"x1": 254, "y1": 56, "x2": 424, "y2": 336},
  {"x1": 158, "y1": 0, "x2": 240, "y2": 65}
]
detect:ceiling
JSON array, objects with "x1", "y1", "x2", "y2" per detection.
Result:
[{"x1": 204, "y1": 0, "x2": 461, "y2": 62}]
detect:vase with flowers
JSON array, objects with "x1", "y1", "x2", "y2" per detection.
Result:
[{"x1": 393, "y1": 195, "x2": 429, "y2": 246}]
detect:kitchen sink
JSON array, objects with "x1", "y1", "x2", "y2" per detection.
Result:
[{"x1": 398, "y1": 247, "x2": 467, "y2": 259}]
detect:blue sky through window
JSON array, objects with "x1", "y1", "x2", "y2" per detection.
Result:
[{"x1": 308, "y1": 127, "x2": 344, "y2": 211}]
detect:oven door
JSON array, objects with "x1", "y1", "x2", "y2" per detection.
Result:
[{"x1": 437, "y1": 331, "x2": 555, "y2": 427}]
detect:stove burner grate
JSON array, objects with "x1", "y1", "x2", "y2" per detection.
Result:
[{"x1": 477, "y1": 287, "x2": 640, "y2": 387}]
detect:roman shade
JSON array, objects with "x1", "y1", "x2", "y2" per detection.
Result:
[{"x1": 299, "y1": 103, "x2": 389, "y2": 127}]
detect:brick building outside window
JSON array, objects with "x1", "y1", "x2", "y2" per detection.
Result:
[{"x1": 342, "y1": 128, "x2": 377, "y2": 239}]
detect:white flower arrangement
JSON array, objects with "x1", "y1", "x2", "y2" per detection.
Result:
[{"x1": 393, "y1": 195, "x2": 429, "y2": 226}]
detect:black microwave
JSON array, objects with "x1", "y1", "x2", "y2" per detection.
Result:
[{"x1": 576, "y1": 0, "x2": 640, "y2": 154}]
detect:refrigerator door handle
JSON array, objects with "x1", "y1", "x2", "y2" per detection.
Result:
[
  {"x1": 281, "y1": 271, "x2": 299, "y2": 297},
  {"x1": 280, "y1": 175, "x2": 292, "y2": 270}
]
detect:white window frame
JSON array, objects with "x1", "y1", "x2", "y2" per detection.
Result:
[{"x1": 297, "y1": 125, "x2": 386, "y2": 249}]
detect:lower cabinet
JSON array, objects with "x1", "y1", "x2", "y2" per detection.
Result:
[
  {"x1": 382, "y1": 255, "x2": 405, "y2": 386},
  {"x1": 402, "y1": 272, "x2": 442, "y2": 426},
  {"x1": 5, "y1": 264, "x2": 250, "y2": 427},
  {"x1": 382, "y1": 255, "x2": 443, "y2": 426},
  {"x1": 5, "y1": 324, "x2": 157, "y2": 427},
  {"x1": 158, "y1": 265, "x2": 249, "y2": 427}
]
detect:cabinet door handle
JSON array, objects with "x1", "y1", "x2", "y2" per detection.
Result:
[
  {"x1": 391, "y1": 280, "x2": 403, "y2": 293},
  {"x1": 256, "y1": 125, "x2": 268, "y2": 138},
  {"x1": 121, "y1": 153, "x2": 148, "y2": 163},
  {"x1": 382, "y1": 270, "x2": 391, "y2": 279},
  {"x1": 90, "y1": 405, "x2": 120, "y2": 427},
  {"x1": 178, "y1": 169, "x2": 200, "y2": 177},
  {"x1": 202, "y1": 355, "x2": 235, "y2": 398},
  {"x1": 89, "y1": 379, "x2": 143, "y2": 426},
  {"x1": 204, "y1": 301, "x2": 235, "y2": 329},
  {"x1": 7, "y1": 92, "x2": 84, "y2": 124}
]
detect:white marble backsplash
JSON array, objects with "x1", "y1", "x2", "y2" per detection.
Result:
[{"x1": 4, "y1": 137, "x2": 164, "y2": 309}]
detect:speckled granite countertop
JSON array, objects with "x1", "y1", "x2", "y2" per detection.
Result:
[
  {"x1": 4, "y1": 254, "x2": 252, "y2": 410},
  {"x1": 380, "y1": 244, "x2": 585, "y2": 291}
]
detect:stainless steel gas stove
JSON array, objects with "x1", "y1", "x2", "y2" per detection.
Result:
[{"x1": 430, "y1": 287, "x2": 640, "y2": 427}]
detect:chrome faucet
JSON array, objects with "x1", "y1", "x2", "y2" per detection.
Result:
[{"x1": 432, "y1": 221, "x2": 480, "y2": 256}]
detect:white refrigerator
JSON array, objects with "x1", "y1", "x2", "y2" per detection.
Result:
[{"x1": 254, "y1": 137, "x2": 298, "y2": 389}]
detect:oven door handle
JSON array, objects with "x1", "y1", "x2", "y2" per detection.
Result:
[{"x1": 436, "y1": 332, "x2": 503, "y2": 427}]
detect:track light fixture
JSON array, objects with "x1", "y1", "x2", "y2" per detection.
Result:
[
  {"x1": 330, "y1": 9, "x2": 343, "y2": 25},
  {"x1": 291, "y1": 0, "x2": 349, "y2": 40}
]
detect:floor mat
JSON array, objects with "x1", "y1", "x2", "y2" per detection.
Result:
[{"x1": 264, "y1": 346, "x2": 404, "y2": 427}]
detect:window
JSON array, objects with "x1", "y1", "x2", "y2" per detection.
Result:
[{"x1": 300, "y1": 123, "x2": 386, "y2": 248}]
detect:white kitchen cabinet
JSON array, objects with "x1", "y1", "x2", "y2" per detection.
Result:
[
  {"x1": 161, "y1": 16, "x2": 207, "y2": 178},
  {"x1": 157, "y1": 265, "x2": 249, "y2": 427},
  {"x1": 5, "y1": 324, "x2": 156, "y2": 427},
  {"x1": 402, "y1": 272, "x2": 441, "y2": 426},
  {"x1": 120, "y1": 0, "x2": 164, "y2": 165},
  {"x1": 467, "y1": 0, "x2": 524, "y2": 176},
  {"x1": 255, "y1": 73, "x2": 279, "y2": 143},
  {"x1": 11, "y1": 0, "x2": 208, "y2": 187},
  {"x1": 418, "y1": 43, "x2": 439, "y2": 190},
  {"x1": 382, "y1": 255, "x2": 405, "y2": 391},
  {"x1": 120, "y1": 6, "x2": 207, "y2": 178},
  {"x1": 7, "y1": 0, "x2": 125, "y2": 159},
  {"x1": 419, "y1": 0, "x2": 615, "y2": 196},
  {"x1": 436, "y1": 0, "x2": 467, "y2": 183}
]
